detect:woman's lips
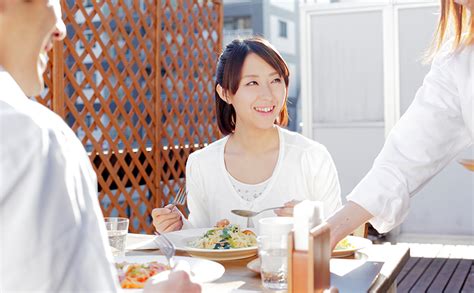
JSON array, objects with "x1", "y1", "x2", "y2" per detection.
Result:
[{"x1": 254, "y1": 106, "x2": 275, "y2": 113}]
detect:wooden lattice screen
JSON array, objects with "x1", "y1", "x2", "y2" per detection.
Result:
[{"x1": 36, "y1": 0, "x2": 223, "y2": 233}]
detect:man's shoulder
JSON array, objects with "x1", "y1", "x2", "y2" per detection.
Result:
[
  {"x1": 0, "y1": 96, "x2": 70, "y2": 143},
  {"x1": 0, "y1": 71, "x2": 69, "y2": 139}
]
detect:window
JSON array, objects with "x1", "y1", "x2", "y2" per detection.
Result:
[
  {"x1": 84, "y1": 0, "x2": 93, "y2": 8},
  {"x1": 85, "y1": 113, "x2": 93, "y2": 127},
  {"x1": 279, "y1": 20, "x2": 287, "y2": 38},
  {"x1": 78, "y1": 29, "x2": 94, "y2": 50},
  {"x1": 224, "y1": 16, "x2": 251, "y2": 30}
]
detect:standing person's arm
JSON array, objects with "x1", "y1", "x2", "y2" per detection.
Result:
[
  {"x1": 327, "y1": 202, "x2": 373, "y2": 249},
  {"x1": 327, "y1": 48, "x2": 472, "y2": 248}
]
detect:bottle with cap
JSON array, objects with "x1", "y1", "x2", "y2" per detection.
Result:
[
  {"x1": 293, "y1": 200, "x2": 324, "y2": 251},
  {"x1": 288, "y1": 200, "x2": 331, "y2": 292}
]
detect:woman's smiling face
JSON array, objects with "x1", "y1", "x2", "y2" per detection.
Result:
[{"x1": 226, "y1": 53, "x2": 287, "y2": 132}]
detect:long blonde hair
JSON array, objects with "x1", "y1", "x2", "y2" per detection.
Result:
[{"x1": 428, "y1": 0, "x2": 474, "y2": 57}]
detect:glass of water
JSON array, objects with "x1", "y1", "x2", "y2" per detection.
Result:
[
  {"x1": 104, "y1": 217, "x2": 129, "y2": 257},
  {"x1": 257, "y1": 234, "x2": 288, "y2": 290}
]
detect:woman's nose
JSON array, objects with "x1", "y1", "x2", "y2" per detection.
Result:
[{"x1": 259, "y1": 84, "x2": 273, "y2": 99}]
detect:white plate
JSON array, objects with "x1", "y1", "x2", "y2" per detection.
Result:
[
  {"x1": 164, "y1": 228, "x2": 258, "y2": 261},
  {"x1": 332, "y1": 236, "x2": 372, "y2": 258},
  {"x1": 246, "y1": 251, "x2": 370, "y2": 274},
  {"x1": 126, "y1": 233, "x2": 158, "y2": 250},
  {"x1": 115, "y1": 255, "x2": 225, "y2": 284}
]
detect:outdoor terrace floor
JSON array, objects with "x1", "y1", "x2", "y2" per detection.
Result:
[{"x1": 395, "y1": 242, "x2": 474, "y2": 292}]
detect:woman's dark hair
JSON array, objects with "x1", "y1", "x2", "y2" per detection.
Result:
[{"x1": 215, "y1": 37, "x2": 290, "y2": 135}]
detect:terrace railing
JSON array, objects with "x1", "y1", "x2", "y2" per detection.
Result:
[{"x1": 35, "y1": 0, "x2": 223, "y2": 233}]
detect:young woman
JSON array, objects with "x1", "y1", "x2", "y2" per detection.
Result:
[
  {"x1": 327, "y1": 0, "x2": 474, "y2": 249},
  {"x1": 153, "y1": 37, "x2": 342, "y2": 233}
]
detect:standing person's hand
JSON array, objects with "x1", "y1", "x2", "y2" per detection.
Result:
[
  {"x1": 144, "y1": 271, "x2": 201, "y2": 293},
  {"x1": 274, "y1": 200, "x2": 301, "y2": 217},
  {"x1": 152, "y1": 205, "x2": 183, "y2": 233}
]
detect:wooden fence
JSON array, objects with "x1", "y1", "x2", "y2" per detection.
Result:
[{"x1": 35, "y1": 0, "x2": 223, "y2": 233}]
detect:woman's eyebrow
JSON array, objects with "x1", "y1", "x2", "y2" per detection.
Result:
[
  {"x1": 242, "y1": 72, "x2": 279, "y2": 79},
  {"x1": 241, "y1": 74, "x2": 259, "y2": 78}
]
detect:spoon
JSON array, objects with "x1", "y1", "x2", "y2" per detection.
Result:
[{"x1": 231, "y1": 206, "x2": 285, "y2": 218}]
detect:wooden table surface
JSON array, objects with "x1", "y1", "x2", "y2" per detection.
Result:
[{"x1": 128, "y1": 243, "x2": 410, "y2": 292}]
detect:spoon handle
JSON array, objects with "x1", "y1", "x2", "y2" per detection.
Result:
[{"x1": 259, "y1": 206, "x2": 285, "y2": 214}]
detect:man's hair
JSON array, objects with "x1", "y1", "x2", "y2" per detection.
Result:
[{"x1": 214, "y1": 37, "x2": 289, "y2": 135}]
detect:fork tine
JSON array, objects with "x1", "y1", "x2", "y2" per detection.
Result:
[
  {"x1": 161, "y1": 233, "x2": 175, "y2": 249},
  {"x1": 172, "y1": 187, "x2": 185, "y2": 206},
  {"x1": 176, "y1": 188, "x2": 187, "y2": 205}
]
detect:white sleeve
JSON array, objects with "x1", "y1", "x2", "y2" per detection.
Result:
[
  {"x1": 347, "y1": 51, "x2": 472, "y2": 233},
  {"x1": 302, "y1": 145, "x2": 342, "y2": 218},
  {"x1": 183, "y1": 153, "x2": 210, "y2": 229}
]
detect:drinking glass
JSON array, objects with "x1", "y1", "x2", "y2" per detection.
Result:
[
  {"x1": 104, "y1": 217, "x2": 129, "y2": 257},
  {"x1": 257, "y1": 234, "x2": 288, "y2": 291}
]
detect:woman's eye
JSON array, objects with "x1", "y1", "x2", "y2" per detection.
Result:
[
  {"x1": 272, "y1": 78, "x2": 282, "y2": 83},
  {"x1": 246, "y1": 81, "x2": 258, "y2": 86}
]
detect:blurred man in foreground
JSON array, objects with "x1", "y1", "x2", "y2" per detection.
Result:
[{"x1": 0, "y1": 1, "x2": 200, "y2": 292}]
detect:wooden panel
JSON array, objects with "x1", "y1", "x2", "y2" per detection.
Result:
[
  {"x1": 408, "y1": 244, "x2": 450, "y2": 292},
  {"x1": 427, "y1": 259, "x2": 460, "y2": 292},
  {"x1": 34, "y1": 0, "x2": 223, "y2": 233},
  {"x1": 462, "y1": 263, "x2": 474, "y2": 292},
  {"x1": 410, "y1": 258, "x2": 446, "y2": 292},
  {"x1": 445, "y1": 259, "x2": 472, "y2": 292},
  {"x1": 397, "y1": 257, "x2": 420, "y2": 284},
  {"x1": 398, "y1": 258, "x2": 434, "y2": 291}
]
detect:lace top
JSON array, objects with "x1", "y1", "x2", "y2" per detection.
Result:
[{"x1": 227, "y1": 172, "x2": 271, "y2": 202}]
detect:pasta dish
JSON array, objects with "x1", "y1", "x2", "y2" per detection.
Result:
[
  {"x1": 335, "y1": 237, "x2": 355, "y2": 250},
  {"x1": 190, "y1": 219, "x2": 257, "y2": 250},
  {"x1": 116, "y1": 261, "x2": 170, "y2": 289}
]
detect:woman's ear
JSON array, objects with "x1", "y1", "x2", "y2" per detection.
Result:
[{"x1": 216, "y1": 84, "x2": 231, "y2": 104}]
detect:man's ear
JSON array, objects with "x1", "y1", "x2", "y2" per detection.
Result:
[{"x1": 216, "y1": 84, "x2": 231, "y2": 104}]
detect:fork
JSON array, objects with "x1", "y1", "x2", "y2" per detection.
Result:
[
  {"x1": 153, "y1": 232, "x2": 176, "y2": 270},
  {"x1": 168, "y1": 187, "x2": 187, "y2": 209}
]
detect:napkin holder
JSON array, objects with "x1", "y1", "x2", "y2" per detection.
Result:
[{"x1": 288, "y1": 222, "x2": 331, "y2": 293}]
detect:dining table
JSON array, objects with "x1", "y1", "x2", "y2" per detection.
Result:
[{"x1": 127, "y1": 243, "x2": 410, "y2": 293}]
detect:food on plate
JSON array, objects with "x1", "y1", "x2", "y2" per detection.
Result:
[
  {"x1": 116, "y1": 261, "x2": 170, "y2": 289},
  {"x1": 190, "y1": 220, "x2": 257, "y2": 249},
  {"x1": 334, "y1": 237, "x2": 355, "y2": 250}
]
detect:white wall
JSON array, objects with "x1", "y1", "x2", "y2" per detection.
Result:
[{"x1": 313, "y1": 126, "x2": 386, "y2": 198}]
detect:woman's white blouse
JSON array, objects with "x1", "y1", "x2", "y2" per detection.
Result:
[
  {"x1": 347, "y1": 44, "x2": 473, "y2": 233},
  {"x1": 184, "y1": 127, "x2": 342, "y2": 230}
]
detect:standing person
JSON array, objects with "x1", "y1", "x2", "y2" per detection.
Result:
[
  {"x1": 0, "y1": 0, "x2": 200, "y2": 292},
  {"x1": 152, "y1": 37, "x2": 341, "y2": 233},
  {"x1": 327, "y1": 0, "x2": 473, "y2": 248}
]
